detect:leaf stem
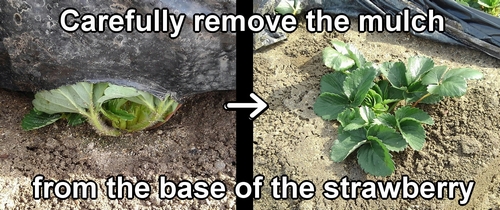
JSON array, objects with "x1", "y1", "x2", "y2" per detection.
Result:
[
  {"x1": 388, "y1": 100, "x2": 401, "y2": 113},
  {"x1": 412, "y1": 93, "x2": 432, "y2": 107},
  {"x1": 86, "y1": 106, "x2": 121, "y2": 136}
]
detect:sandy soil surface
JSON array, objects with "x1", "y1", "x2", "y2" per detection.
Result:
[
  {"x1": 254, "y1": 20, "x2": 500, "y2": 209},
  {"x1": 0, "y1": 90, "x2": 236, "y2": 209}
]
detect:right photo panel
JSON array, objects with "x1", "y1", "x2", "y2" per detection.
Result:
[{"x1": 253, "y1": 0, "x2": 500, "y2": 209}]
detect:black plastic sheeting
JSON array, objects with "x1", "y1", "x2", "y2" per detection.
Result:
[
  {"x1": 0, "y1": 0, "x2": 236, "y2": 101},
  {"x1": 253, "y1": 0, "x2": 500, "y2": 60}
]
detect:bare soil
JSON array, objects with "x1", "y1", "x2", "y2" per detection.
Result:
[
  {"x1": 0, "y1": 90, "x2": 236, "y2": 209},
  {"x1": 253, "y1": 20, "x2": 500, "y2": 209}
]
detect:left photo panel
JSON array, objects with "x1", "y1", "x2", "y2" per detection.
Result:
[{"x1": 0, "y1": 0, "x2": 238, "y2": 209}]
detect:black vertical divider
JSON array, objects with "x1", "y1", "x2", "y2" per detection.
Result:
[{"x1": 236, "y1": 0, "x2": 254, "y2": 208}]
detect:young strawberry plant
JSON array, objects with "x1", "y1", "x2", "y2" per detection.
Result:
[
  {"x1": 275, "y1": 0, "x2": 302, "y2": 16},
  {"x1": 314, "y1": 40, "x2": 483, "y2": 176},
  {"x1": 456, "y1": 0, "x2": 500, "y2": 17},
  {"x1": 21, "y1": 82, "x2": 179, "y2": 136}
]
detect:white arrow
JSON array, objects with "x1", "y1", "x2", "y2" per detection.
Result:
[{"x1": 223, "y1": 93, "x2": 268, "y2": 120}]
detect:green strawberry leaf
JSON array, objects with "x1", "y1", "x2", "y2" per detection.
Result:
[
  {"x1": 359, "y1": 106, "x2": 375, "y2": 123},
  {"x1": 395, "y1": 106, "x2": 434, "y2": 125},
  {"x1": 420, "y1": 66, "x2": 448, "y2": 85},
  {"x1": 337, "y1": 108, "x2": 367, "y2": 131},
  {"x1": 275, "y1": 0, "x2": 295, "y2": 14},
  {"x1": 66, "y1": 113, "x2": 87, "y2": 126},
  {"x1": 368, "y1": 124, "x2": 407, "y2": 152},
  {"x1": 330, "y1": 128, "x2": 367, "y2": 162},
  {"x1": 376, "y1": 113, "x2": 398, "y2": 129},
  {"x1": 330, "y1": 40, "x2": 350, "y2": 56},
  {"x1": 372, "y1": 103, "x2": 389, "y2": 114},
  {"x1": 101, "y1": 99, "x2": 136, "y2": 122},
  {"x1": 320, "y1": 72, "x2": 347, "y2": 95},
  {"x1": 98, "y1": 85, "x2": 178, "y2": 131},
  {"x1": 346, "y1": 44, "x2": 366, "y2": 68},
  {"x1": 427, "y1": 77, "x2": 467, "y2": 97},
  {"x1": 380, "y1": 61, "x2": 408, "y2": 88},
  {"x1": 328, "y1": 41, "x2": 366, "y2": 70},
  {"x1": 343, "y1": 65, "x2": 377, "y2": 106},
  {"x1": 97, "y1": 84, "x2": 143, "y2": 106},
  {"x1": 363, "y1": 89, "x2": 383, "y2": 107},
  {"x1": 357, "y1": 137, "x2": 395, "y2": 176},
  {"x1": 422, "y1": 67, "x2": 483, "y2": 97},
  {"x1": 376, "y1": 80, "x2": 405, "y2": 103},
  {"x1": 32, "y1": 82, "x2": 94, "y2": 115},
  {"x1": 30, "y1": 82, "x2": 120, "y2": 136},
  {"x1": 371, "y1": 81, "x2": 384, "y2": 96},
  {"x1": 418, "y1": 94, "x2": 444, "y2": 104},
  {"x1": 406, "y1": 56, "x2": 434, "y2": 84},
  {"x1": 407, "y1": 80, "x2": 427, "y2": 92},
  {"x1": 275, "y1": 0, "x2": 302, "y2": 15},
  {"x1": 404, "y1": 91, "x2": 443, "y2": 104},
  {"x1": 92, "y1": 83, "x2": 109, "y2": 106},
  {"x1": 445, "y1": 68, "x2": 484, "y2": 80},
  {"x1": 398, "y1": 120, "x2": 426, "y2": 150},
  {"x1": 313, "y1": 92, "x2": 351, "y2": 120},
  {"x1": 478, "y1": 0, "x2": 497, "y2": 8},
  {"x1": 323, "y1": 47, "x2": 355, "y2": 71},
  {"x1": 337, "y1": 106, "x2": 374, "y2": 131},
  {"x1": 121, "y1": 103, "x2": 155, "y2": 131},
  {"x1": 21, "y1": 109, "x2": 62, "y2": 131},
  {"x1": 455, "y1": 0, "x2": 469, "y2": 6}
]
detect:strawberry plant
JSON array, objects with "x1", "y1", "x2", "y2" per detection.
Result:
[
  {"x1": 314, "y1": 40, "x2": 483, "y2": 176},
  {"x1": 275, "y1": 0, "x2": 302, "y2": 16},
  {"x1": 21, "y1": 82, "x2": 179, "y2": 136},
  {"x1": 456, "y1": 0, "x2": 500, "y2": 17}
]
